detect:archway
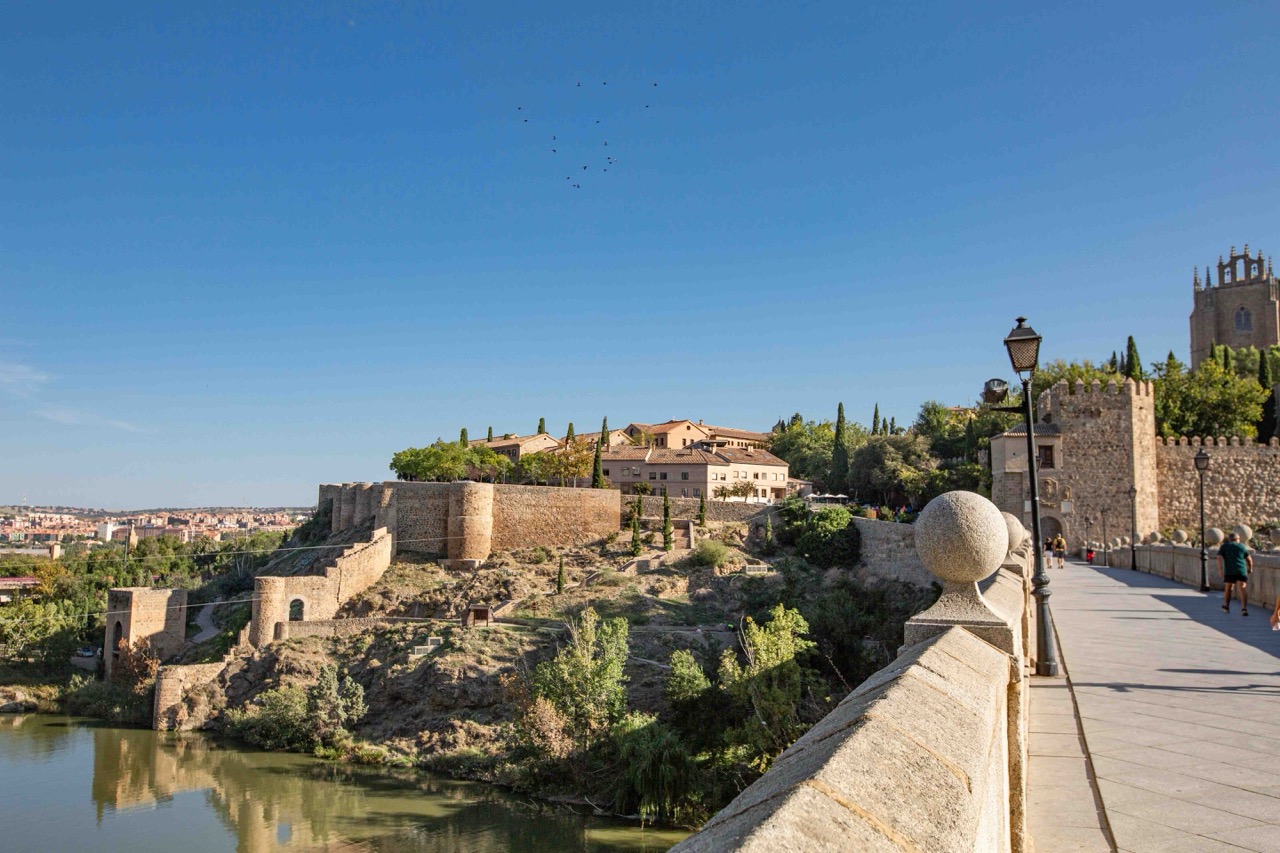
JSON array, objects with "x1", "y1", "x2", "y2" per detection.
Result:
[
  {"x1": 112, "y1": 620, "x2": 124, "y2": 656},
  {"x1": 1039, "y1": 515, "x2": 1063, "y2": 542},
  {"x1": 288, "y1": 599, "x2": 304, "y2": 622}
]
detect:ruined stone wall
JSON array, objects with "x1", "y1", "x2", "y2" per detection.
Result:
[
  {"x1": 1156, "y1": 436, "x2": 1280, "y2": 530},
  {"x1": 637, "y1": 495, "x2": 770, "y2": 523},
  {"x1": 490, "y1": 484, "x2": 620, "y2": 551},
  {"x1": 274, "y1": 617, "x2": 397, "y2": 641},
  {"x1": 153, "y1": 662, "x2": 226, "y2": 731},
  {"x1": 317, "y1": 484, "x2": 341, "y2": 526},
  {"x1": 103, "y1": 588, "x2": 188, "y2": 680}
]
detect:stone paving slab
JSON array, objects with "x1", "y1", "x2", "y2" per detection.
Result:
[{"x1": 1045, "y1": 561, "x2": 1280, "y2": 853}]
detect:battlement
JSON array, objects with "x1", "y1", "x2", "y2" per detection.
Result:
[{"x1": 1159, "y1": 435, "x2": 1280, "y2": 447}]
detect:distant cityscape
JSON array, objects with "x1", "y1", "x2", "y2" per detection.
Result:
[{"x1": 0, "y1": 506, "x2": 312, "y2": 549}]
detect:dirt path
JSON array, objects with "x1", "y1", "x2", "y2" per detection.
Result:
[{"x1": 188, "y1": 601, "x2": 220, "y2": 644}]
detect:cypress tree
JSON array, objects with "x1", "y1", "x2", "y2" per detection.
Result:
[
  {"x1": 789, "y1": 412, "x2": 803, "y2": 429},
  {"x1": 591, "y1": 434, "x2": 605, "y2": 488},
  {"x1": 630, "y1": 513, "x2": 643, "y2": 556},
  {"x1": 1259, "y1": 354, "x2": 1278, "y2": 441},
  {"x1": 698, "y1": 492, "x2": 707, "y2": 526},
  {"x1": 831, "y1": 402, "x2": 850, "y2": 491},
  {"x1": 487, "y1": 426, "x2": 493, "y2": 441},
  {"x1": 1124, "y1": 336, "x2": 1142, "y2": 380},
  {"x1": 459, "y1": 428, "x2": 468, "y2": 446},
  {"x1": 556, "y1": 555, "x2": 566, "y2": 595},
  {"x1": 764, "y1": 514, "x2": 774, "y2": 553},
  {"x1": 1224, "y1": 347, "x2": 1235, "y2": 375},
  {"x1": 889, "y1": 416, "x2": 897, "y2": 434},
  {"x1": 871, "y1": 403, "x2": 880, "y2": 435},
  {"x1": 662, "y1": 493, "x2": 673, "y2": 551},
  {"x1": 1109, "y1": 351, "x2": 1119, "y2": 372},
  {"x1": 633, "y1": 494, "x2": 643, "y2": 523},
  {"x1": 538, "y1": 417, "x2": 546, "y2": 434},
  {"x1": 566, "y1": 422, "x2": 575, "y2": 443}
]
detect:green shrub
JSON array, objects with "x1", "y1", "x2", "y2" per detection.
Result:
[
  {"x1": 612, "y1": 712, "x2": 698, "y2": 825},
  {"x1": 688, "y1": 539, "x2": 729, "y2": 569},
  {"x1": 796, "y1": 506, "x2": 861, "y2": 568},
  {"x1": 224, "y1": 686, "x2": 313, "y2": 751}
]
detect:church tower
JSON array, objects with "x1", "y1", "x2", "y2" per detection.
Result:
[{"x1": 1189, "y1": 244, "x2": 1280, "y2": 367}]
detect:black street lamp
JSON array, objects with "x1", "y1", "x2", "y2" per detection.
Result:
[
  {"x1": 1195, "y1": 449, "x2": 1210, "y2": 592},
  {"x1": 1129, "y1": 485, "x2": 1138, "y2": 571},
  {"x1": 993, "y1": 317, "x2": 1059, "y2": 677}
]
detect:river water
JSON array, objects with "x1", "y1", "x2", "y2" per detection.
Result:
[{"x1": 0, "y1": 715, "x2": 688, "y2": 852}]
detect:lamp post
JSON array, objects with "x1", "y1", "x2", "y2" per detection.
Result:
[
  {"x1": 1128, "y1": 485, "x2": 1138, "y2": 571},
  {"x1": 994, "y1": 317, "x2": 1059, "y2": 676},
  {"x1": 1195, "y1": 449, "x2": 1210, "y2": 591}
]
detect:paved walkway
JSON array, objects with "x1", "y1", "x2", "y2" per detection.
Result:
[
  {"x1": 187, "y1": 601, "x2": 220, "y2": 644},
  {"x1": 1034, "y1": 561, "x2": 1280, "y2": 853}
]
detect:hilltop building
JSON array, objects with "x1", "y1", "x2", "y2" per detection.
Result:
[
  {"x1": 601, "y1": 440, "x2": 788, "y2": 501},
  {"x1": 1190, "y1": 244, "x2": 1279, "y2": 367}
]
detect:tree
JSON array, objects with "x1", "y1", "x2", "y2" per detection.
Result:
[
  {"x1": 556, "y1": 555, "x2": 566, "y2": 595},
  {"x1": 630, "y1": 512, "x2": 643, "y2": 556},
  {"x1": 697, "y1": 492, "x2": 707, "y2": 526},
  {"x1": 1258, "y1": 353, "x2": 1277, "y2": 442},
  {"x1": 1154, "y1": 358, "x2": 1268, "y2": 439},
  {"x1": 768, "y1": 417, "x2": 837, "y2": 486},
  {"x1": 538, "y1": 417, "x2": 546, "y2": 435},
  {"x1": 530, "y1": 607, "x2": 629, "y2": 753},
  {"x1": 871, "y1": 403, "x2": 880, "y2": 435},
  {"x1": 718, "y1": 604, "x2": 817, "y2": 772},
  {"x1": 831, "y1": 402, "x2": 849, "y2": 492},
  {"x1": 487, "y1": 426, "x2": 494, "y2": 441},
  {"x1": 459, "y1": 428, "x2": 469, "y2": 447},
  {"x1": 662, "y1": 493, "x2": 673, "y2": 552},
  {"x1": 555, "y1": 437, "x2": 595, "y2": 487},
  {"x1": 849, "y1": 434, "x2": 939, "y2": 506},
  {"x1": 306, "y1": 664, "x2": 366, "y2": 748},
  {"x1": 762, "y1": 514, "x2": 774, "y2": 554},
  {"x1": 591, "y1": 426, "x2": 607, "y2": 488},
  {"x1": 1123, "y1": 337, "x2": 1142, "y2": 380},
  {"x1": 518, "y1": 451, "x2": 556, "y2": 485},
  {"x1": 1030, "y1": 358, "x2": 1119, "y2": 399},
  {"x1": 566, "y1": 422, "x2": 575, "y2": 443}
]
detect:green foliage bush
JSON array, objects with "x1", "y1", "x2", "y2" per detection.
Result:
[
  {"x1": 687, "y1": 539, "x2": 729, "y2": 569},
  {"x1": 225, "y1": 664, "x2": 366, "y2": 754},
  {"x1": 613, "y1": 712, "x2": 698, "y2": 825}
]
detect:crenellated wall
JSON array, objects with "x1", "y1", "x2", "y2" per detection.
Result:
[{"x1": 1155, "y1": 435, "x2": 1280, "y2": 530}]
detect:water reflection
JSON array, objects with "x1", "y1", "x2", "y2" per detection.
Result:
[{"x1": 2, "y1": 716, "x2": 685, "y2": 853}]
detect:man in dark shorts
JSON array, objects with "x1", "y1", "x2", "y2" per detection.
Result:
[{"x1": 1217, "y1": 532, "x2": 1253, "y2": 616}]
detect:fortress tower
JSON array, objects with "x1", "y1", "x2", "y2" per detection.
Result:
[{"x1": 1190, "y1": 244, "x2": 1279, "y2": 367}]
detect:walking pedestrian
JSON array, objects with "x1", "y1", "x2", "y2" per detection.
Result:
[
  {"x1": 1217, "y1": 532, "x2": 1253, "y2": 616},
  {"x1": 1052, "y1": 533, "x2": 1067, "y2": 569}
]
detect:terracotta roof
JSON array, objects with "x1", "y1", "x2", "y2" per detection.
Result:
[
  {"x1": 600, "y1": 447, "x2": 653, "y2": 461},
  {"x1": 714, "y1": 447, "x2": 788, "y2": 466},
  {"x1": 647, "y1": 448, "x2": 727, "y2": 465},
  {"x1": 999, "y1": 423, "x2": 1062, "y2": 437},
  {"x1": 701, "y1": 424, "x2": 770, "y2": 441}
]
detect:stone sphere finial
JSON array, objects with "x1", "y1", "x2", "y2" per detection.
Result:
[
  {"x1": 1205, "y1": 527, "x2": 1224, "y2": 546},
  {"x1": 915, "y1": 491, "x2": 1007, "y2": 585},
  {"x1": 1172, "y1": 529, "x2": 1188, "y2": 544},
  {"x1": 1001, "y1": 511, "x2": 1026, "y2": 557},
  {"x1": 1233, "y1": 524, "x2": 1253, "y2": 543}
]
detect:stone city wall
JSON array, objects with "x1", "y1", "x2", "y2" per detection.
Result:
[
  {"x1": 321, "y1": 481, "x2": 621, "y2": 559},
  {"x1": 274, "y1": 617, "x2": 398, "y2": 641},
  {"x1": 490, "y1": 484, "x2": 620, "y2": 552},
  {"x1": 1108, "y1": 543, "x2": 1280, "y2": 609},
  {"x1": 1155, "y1": 436, "x2": 1280, "y2": 531},
  {"x1": 249, "y1": 528, "x2": 393, "y2": 647}
]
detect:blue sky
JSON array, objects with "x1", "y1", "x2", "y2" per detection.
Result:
[{"x1": 3, "y1": 2, "x2": 1278, "y2": 508}]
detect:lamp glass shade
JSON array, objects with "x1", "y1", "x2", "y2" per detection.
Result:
[
  {"x1": 1194, "y1": 449, "x2": 1210, "y2": 472},
  {"x1": 1003, "y1": 317, "x2": 1042, "y2": 374},
  {"x1": 1128, "y1": 485, "x2": 1138, "y2": 498}
]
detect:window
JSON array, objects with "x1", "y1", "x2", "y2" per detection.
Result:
[
  {"x1": 1236, "y1": 307, "x2": 1253, "y2": 332},
  {"x1": 680, "y1": 472, "x2": 689, "y2": 480},
  {"x1": 752, "y1": 472, "x2": 759, "y2": 480},
  {"x1": 649, "y1": 472, "x2": 657, "y2": 480},
  {"x1": 603, "y1": 468, "x2": 610, "y2": 477},
  {"x1": 660, "y1": 472, "x2": 667, "y2": 480},
  {"x1": 681, "y1": 488, "x2": 688, "y2": 497},
  {"x1": 1037, "y1": 445, "x2": 1055, "y2": 469},
  {"x1": 694, "y1": 488, "x2": 701, "y2": 497}
]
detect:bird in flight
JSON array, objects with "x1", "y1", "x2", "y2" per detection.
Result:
[{"x1": 551, "y1": 148, "x2": 556, "y2": 153}]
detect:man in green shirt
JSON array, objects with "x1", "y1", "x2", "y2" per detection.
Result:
[{"x1": 1217, "y1": 532, "x2": 1253, "y2": 616}]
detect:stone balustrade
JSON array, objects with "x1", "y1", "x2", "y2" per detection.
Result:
[
  {"x1": 1104, "y1": 541, "x2": 1280, "y2": 608},
  {"x1": 672, "y1": 491, "x2": 1034, "y2": 852}
]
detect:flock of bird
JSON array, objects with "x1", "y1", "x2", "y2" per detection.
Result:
[{"x1": 515, "y1": 81, "x2": 657, "y2": 189}]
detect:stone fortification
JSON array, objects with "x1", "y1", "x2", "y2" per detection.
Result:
[
  {"x1": 103, "y1": 588, "x2": 188, "y2": 681},
  {"x1": 249, "y1": 527, "x2": 393, "y2": 647},
  {"x1": 675, "y1": 491, "x2": 1033, "y2": 853},
  {"x1": 153, "y1": 662, "x2": 226, "y2": 731},
  {"x1": 1155, "y1": 435, "x2": 1280, "y2": 530},
  {"x1": 273, "y1": 616, "x2": 399, "y2": 641},
  {"x1": 319, "y1": 481, "x2": 621, "y2": 560}
]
